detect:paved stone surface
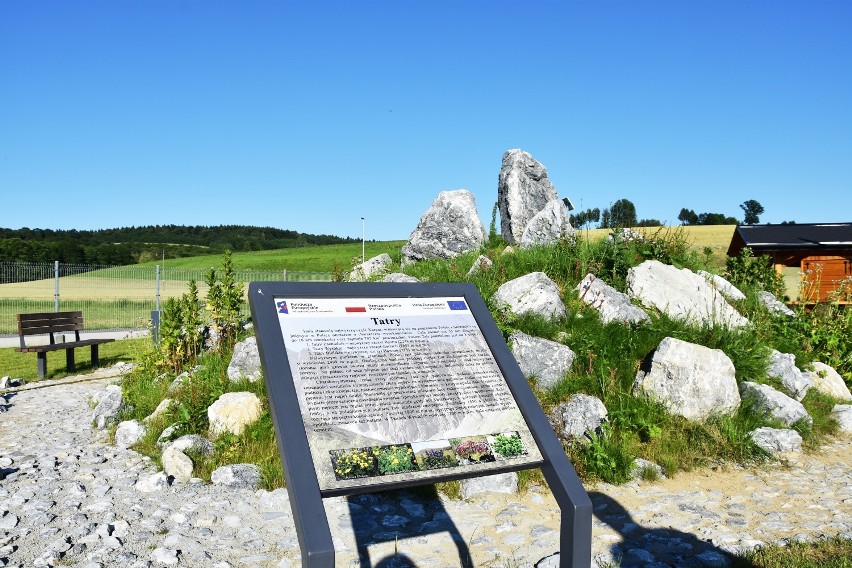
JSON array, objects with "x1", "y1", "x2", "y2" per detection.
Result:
[{"x1": 0, "y1": 368, "x2": 850, "y2": 567}]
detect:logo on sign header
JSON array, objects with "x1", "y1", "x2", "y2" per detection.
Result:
[
  {"x1": 277, "y1": 301, "x2": 289, "y2": 314},
  {"x1": 447, "y1": 300, "x2": 468, "y2": 311},
  {"x1": 345, "y1": 306, "x2": 367, "y2": 313}
]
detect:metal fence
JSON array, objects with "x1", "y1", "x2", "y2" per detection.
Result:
[{"x1": 0, "y1": 262, "x2": 331, "y2": 336}]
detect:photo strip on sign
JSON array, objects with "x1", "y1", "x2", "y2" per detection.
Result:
[{"x1": 273, "y1": 295, "x2": 543, "y2": 493}]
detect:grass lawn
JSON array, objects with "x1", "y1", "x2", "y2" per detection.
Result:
[
  {"x1": 0, "y1": 338, "x2": 150, "y2": 382},
  {"x1": 136, "y1": 240, "x2": 408, "y2": 273}
]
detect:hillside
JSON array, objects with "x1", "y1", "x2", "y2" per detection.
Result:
[{"x1": 0, "y1": 225, "x2": 360, "y2": 265}]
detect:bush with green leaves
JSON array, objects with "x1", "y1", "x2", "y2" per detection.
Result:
[
  {"x1": 204, "y1": 249, "x2": 244, "y2": 351},
  {"x1": 725, "y1": 247, "x2": 785, "y2": 299},
  {"x1": 159, "y1": 280, "x2": 203, "y2": 373}
]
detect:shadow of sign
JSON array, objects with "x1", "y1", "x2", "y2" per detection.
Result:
[
  {"x1": 348, "y1": 487, "x2": 470, "y2": 567},
  {"x1": 588, "y1": 491, "x2": 745, "y2": 567}
]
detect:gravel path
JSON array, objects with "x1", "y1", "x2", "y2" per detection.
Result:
[{"x1": 0, "y1": 368, "x2": 850, "y2": 567}]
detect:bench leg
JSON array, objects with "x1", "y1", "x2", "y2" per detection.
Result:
[
  {"x1": 37, "y1": 352, "x2": 48, "y2": 379},
  {"x1": 91, "y1": 344, "x2": 100, "y2": 369},
  {"x1": 66, "y1": 348, "x2": 76, "y2": 373}
]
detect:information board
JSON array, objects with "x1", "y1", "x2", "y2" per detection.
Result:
[{"x1": 272, "y1": 295, "x2": 543, "y2": 492}]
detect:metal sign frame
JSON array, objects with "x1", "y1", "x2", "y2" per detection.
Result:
[{"x1": 249, "y1": 281, "x2": 592, "y2": 567}]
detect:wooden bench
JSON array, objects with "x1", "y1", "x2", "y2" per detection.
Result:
[{"x1": 16, "y1": 311, "x2": 115, "y2": 379}]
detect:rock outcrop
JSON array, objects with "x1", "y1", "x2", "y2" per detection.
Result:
[
  {"x1": 497, "y1": 149, "x2": 559, "y2": 245},
  {"x1": 509, "y1": 331, "x2": 575, "y2": 390},
  {"x1": 633, "y1": 337, "x2": 740, "y2": 421},
  {"x1": 92, "y1": 385, "x2": 123, "y2": 430},
  {"x1": 114, "y1": 420, "x2": 147, "y2": 449},
  {"x1": 807, "y1": 361, "x2": 852, "y2": 401},
  {"x1": 401, "y1": 189, "x2": 486, "y2": 263},
  {"x1": 740, "y1": 382, "x2": 812, "y2": 427},
  {"x1": 349, "y1": 253, "x2": 393, "y2": 282},
  {"x1": 577, "y1": 273, "x2": 649, "y2": 325},
  {"x1": 627, "y1": 260, "x2": 749, "y2": 328},
  {"x1": 492, "y1": 272, "x2": 567, "y2": 320},
  {"x1": 208, "y1": 392, "x2": 263, "y2": 437},
  {"x1": 549, "y1": 394, "x2": 609, "y2": 444},
  {"x1": 749, "y1": 427, "x2": 803, "y2": 455},
  {"x1": 519, "y1": 199, "x2": 574, "y2": 248},
  {"x1": 227, "y1": 337, "x2": 262, "y2": 383},
  {"x1": 698, "y1": 270, "x2": 746, "y2": 302},
  {"x1": 767, "y1": 350, "x2": 811, "y2": 401}
]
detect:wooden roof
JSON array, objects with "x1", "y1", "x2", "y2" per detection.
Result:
[{"x1": 727, "y1": 223, "x2": 852, "y2": 256}]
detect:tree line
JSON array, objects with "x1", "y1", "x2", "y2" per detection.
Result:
[
  {"x1": 0, "y1": 225, "x2": 359, "y2": 265},
  {"x1": 570, "y1": 199, "x2": 770, "y2": 229}
]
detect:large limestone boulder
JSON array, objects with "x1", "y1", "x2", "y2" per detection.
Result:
[
  {"x1": 492, "y1": 272, "x2": 566, "y2": 320},
  {"x1": 767, "y1": 350, "x2": 811, "y2": 401},
  {"x1": 519, "y1": 199, "x2": 575, "y2": 248},
  {"x1": 576, "y1": 273, "x2": 649, "y2": 325},
  {"x1": 497, "y1": 149, "x2": 560, "y2": 245},
  {"x1": 633, "y1": 337, "x2": 740, "y2": 421},
  {"x1": 832, "y1": 405, "x2": 852, "y2": 433},
  {"x1": 162, "y1": 446, "x2": 194, "y2": 482},
  {"x1": 165, "y1": 434, "x2": 215, "y2": 457},
  {"x1": 401, "y1": 189, "x2": 486, "y2": 263},
  {"x1": 509, "y1": 331, "x2": 575, "y2": 390},
  {"x1": 698, "y1": 271, "x2": 746, "y2": 302},
  {"x1": 114, "y1": 420, "x2": 148, "y2": 449},
  {"x1": 807, "y1": 362, "x2": 852, "y2": 401},
  {"x1": 549, "y1": 394, "x2": 608, "y2": 444},
  {"x1": 208, "y1": 392, "x2": 263, "y2": 437},
  {"x1": 740, "y1": 382, "x2": 812, "y2": 427},
  {"x1": 92, "y1": 385, "x2": 123, "y2": 430},
  {"x1": 627, "y1": 260, "x2": 749, "y2": 328},
  {"x1": 227, "y1": 337, "x2": 262, "y2": 383},
  {"x1": 749, "y1": 427, "x2": 803, "y2": 455},
  {"x1": 349, "y1": 253, "x2": 393, "y2": 282}
]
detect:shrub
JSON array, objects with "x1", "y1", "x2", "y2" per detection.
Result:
[
  {"x1": 158, "y1": 280, "x2": 203, "y2": 373},
  {"x1": 204, "y1": 250, "x2": 244, "y2": 351},
  {"x1": 725, "y1": 247, "x2": 785, "y2": 298}
]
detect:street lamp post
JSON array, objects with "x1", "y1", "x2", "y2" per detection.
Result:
[{"x1": 361, "y1": 217, "x2": 365, "y2": 265}]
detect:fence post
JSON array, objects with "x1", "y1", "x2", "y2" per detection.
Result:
[
  {"x1": 152, "y1": 264, "x2": 162, "y2": 345},
  {"x1": 282, "y1": 269, "x2": 287, "y2": 282},
  {"x1": 54, "y1": 260, "x2": 60, "y2": 312}
]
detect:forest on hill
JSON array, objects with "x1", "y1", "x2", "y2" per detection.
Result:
[{"x1": 0, "y1": 225, "x2": 359, "y2": 265}]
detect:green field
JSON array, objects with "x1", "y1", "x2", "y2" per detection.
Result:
[{"x1": 136, "y1": 240, "x2": 408, "y2": 273}]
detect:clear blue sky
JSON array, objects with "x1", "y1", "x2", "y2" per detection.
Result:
[{"x1": 2, "y1": 1, "x2": 850, "y2": 241}]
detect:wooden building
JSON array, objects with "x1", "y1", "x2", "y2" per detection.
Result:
[{"x1": 727, "y1": 223, "x2": 852, "y2": 302}]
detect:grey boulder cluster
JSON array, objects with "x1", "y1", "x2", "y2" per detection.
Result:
[
  {"x1": 93, "y1": 337, "x2": 266, "y2": 487},
  {"x1": 362, "y1": 148, "x2": 576, "y2": 271},
  {"x1": 498, "y1": 264, "x2": 852, "y2": 469}
]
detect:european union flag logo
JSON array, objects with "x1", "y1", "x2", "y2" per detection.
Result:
[
  {"x1": 447, "y1": 300, "x2": 468, "y2": 311},
  {"x1": 277, "y1": 301, "x2": 289, "y2": 314}
]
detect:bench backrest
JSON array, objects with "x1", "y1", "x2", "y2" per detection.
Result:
[{"x1": 17, "y1": 311, "x2": 84, "y2": 348}]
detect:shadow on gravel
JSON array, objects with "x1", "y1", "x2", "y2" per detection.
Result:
[
  {"x1": 589, "y1": 491, "x2": 755, "y2": 567},
  {"x1": 0, "y1": 391, "x2": 16, "y2": 411},
  {"x1": 348, "y1": 486, "x2": 471, "y2": 568}
]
